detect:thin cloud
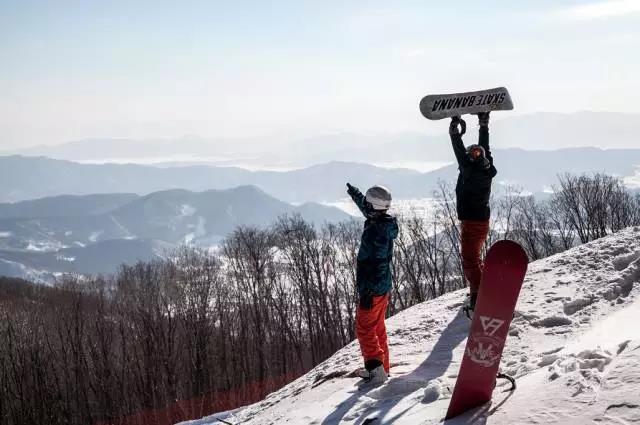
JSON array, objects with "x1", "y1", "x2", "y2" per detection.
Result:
[{"x1": 559, "y1": 0, "x2": 640, "y2": 20}]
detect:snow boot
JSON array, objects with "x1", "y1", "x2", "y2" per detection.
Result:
[
  {"x1": 463, "y1": 292, "x2": 478, "y2": 319},
  {"x1": 469, "y1": 292, "x2": 477, "y2": 310},
  {"x1": 358, "y1": 359, "x2": 388, "y2": 385}
]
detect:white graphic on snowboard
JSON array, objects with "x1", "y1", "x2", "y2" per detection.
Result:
[{"x1": 466, "y1": 316, "x2": 505, "y2": 368}]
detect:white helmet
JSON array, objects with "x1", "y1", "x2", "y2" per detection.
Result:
[{"x1": 365, "y1": 185, "x2": 392, "y2": 211}]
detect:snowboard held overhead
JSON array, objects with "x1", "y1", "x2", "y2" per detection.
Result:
[{"x1": 419, "y1": 87, "x2": 513, "y2": 120}]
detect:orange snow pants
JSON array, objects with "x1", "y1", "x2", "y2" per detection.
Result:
[
  {"x1": 356, "y1": 293, "x2": 390, "y2": 373},
  {"x1": 460, "y1": 219, "x2": 490, "y2": 295}
]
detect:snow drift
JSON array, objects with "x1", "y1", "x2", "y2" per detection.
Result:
[{"x1": 181, "y1": 227, "x2": 640, "y2": 425}]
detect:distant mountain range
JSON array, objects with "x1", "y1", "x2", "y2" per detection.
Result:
[
  {"x1": 0, "y1": 186, "x2": 350, "y2": 282},
  {"x1": 2, "y1": 110, "x2": 639, "y2": 282},
  {"x1": 5, "y1": 112, "x2": 640, "y2": 166},
  {"x1": 2, "y1": 147, "x2": 640, "y2": 204},
  {"x1": 0, "y1": 239, "x2": 166, "y2": 283}
]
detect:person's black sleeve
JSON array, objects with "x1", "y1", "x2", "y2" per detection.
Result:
[
  {"x1": 478, "y1": 126, "x2": 493, "y2": 164},
  {"x1": 450, "y1": 131, "x2": 466, "y2": 166}
]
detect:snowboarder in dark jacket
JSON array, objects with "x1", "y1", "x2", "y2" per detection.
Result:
[
  {"x1": 346, "y1": 183, "x2": 399, "y2": 384},
  {"x1": 449, "y1": 112, "x2": 497, "y2": 310}
]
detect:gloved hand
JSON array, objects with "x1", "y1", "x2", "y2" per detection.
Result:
[
  {"x1": 477, "y1": 111, "x2": 490, "y2": 127},
  {"x1": 346, "y1": 182, "x2": 357, "y2": 196},
  {"x1": 449, "y1": 116, "x2": 466, "y2": 136},
  {"x1": 359, "y1": 292, "x2": 373, "y2": 310}
]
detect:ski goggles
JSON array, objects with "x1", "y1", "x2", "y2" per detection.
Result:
[{"x1": 468, "y1": 146, "x2": 484, "y2": 160}]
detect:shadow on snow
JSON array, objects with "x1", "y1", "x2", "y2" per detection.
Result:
[{"x1": 321, "y1": 308, "x2": 470, "y2": 424}]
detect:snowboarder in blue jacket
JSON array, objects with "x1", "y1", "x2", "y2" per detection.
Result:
[{"x1": 346, "y1": 183, "x2": 399, "y2": 384}]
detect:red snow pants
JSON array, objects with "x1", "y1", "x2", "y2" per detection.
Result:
[
  {"x1": 356, "y1": 293, "x2": 390, "y2": 373},
  {"x1": 460, "y1": 219, "x2": 490, "y2": 295}
]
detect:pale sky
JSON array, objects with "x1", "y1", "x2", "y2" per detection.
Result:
[{"x1": 1, "y1": 0, "x2": 640, "y2": 148}]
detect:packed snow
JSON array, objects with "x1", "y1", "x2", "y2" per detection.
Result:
[{"x1": 181, "y1": 227, "x2": 640, "y2": 425}]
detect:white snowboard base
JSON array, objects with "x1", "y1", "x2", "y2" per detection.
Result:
[{"x1": 419, "y1": 87, "x2": 513, "y2": 120}]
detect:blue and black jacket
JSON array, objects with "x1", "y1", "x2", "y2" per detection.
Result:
[{"x1": 347, "y1": 185, "x2": 399, "y2": 298}]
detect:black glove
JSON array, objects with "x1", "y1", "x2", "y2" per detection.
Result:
[
  {"x1": 346, "y1": 182, "x2": 356, "y2": 196},
  {"x1": 359, "y1": 292, "x2": 373, "y2": 310},
  {"x1": 477, "y1": 112, "x2": 490, "y2": 127},
  {"x1": 449, "y1": 116, "x2": 466, "y2": 136}
]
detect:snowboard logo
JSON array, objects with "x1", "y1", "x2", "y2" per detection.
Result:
[
  {"x1": 466, "y1": 316, "x2": 505, "y2": 368},
  {"x1": 479, "y1": 316, "x2": 504, "y2": 336},
  {"x1": 430, "y1": 93, "x2": 507, "y2": 113},
  {"x1": 419, "y1": 87, "x2": 514, "y2": 121}
]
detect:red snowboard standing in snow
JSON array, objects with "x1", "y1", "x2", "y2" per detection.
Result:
[{"x1": 446, "y1": 240, "x2": 528, "y2": 420}]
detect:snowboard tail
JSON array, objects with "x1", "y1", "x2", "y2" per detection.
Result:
[
  {"x1": 419, "y1": 87, "x2": 513, "y2": 120},
  {"x1": 445, "y1": 240, "x2": 528, "y2": 420}
]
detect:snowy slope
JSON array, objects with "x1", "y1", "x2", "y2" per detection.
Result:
[{"x1": 182, "y1": 227, "x2": 640, "y2": 425}]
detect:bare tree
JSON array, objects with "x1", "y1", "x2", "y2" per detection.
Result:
[
  {"x1": 1, "y1": 174, "x2": 637, "y2": 425},
  {"x1": 554, "y1": 173, "x2": 640, "y2": 243}
]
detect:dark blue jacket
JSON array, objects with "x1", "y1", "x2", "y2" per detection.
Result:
[{"x1": 348, "y1": 186, "x2": 399, "y2": 297}]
